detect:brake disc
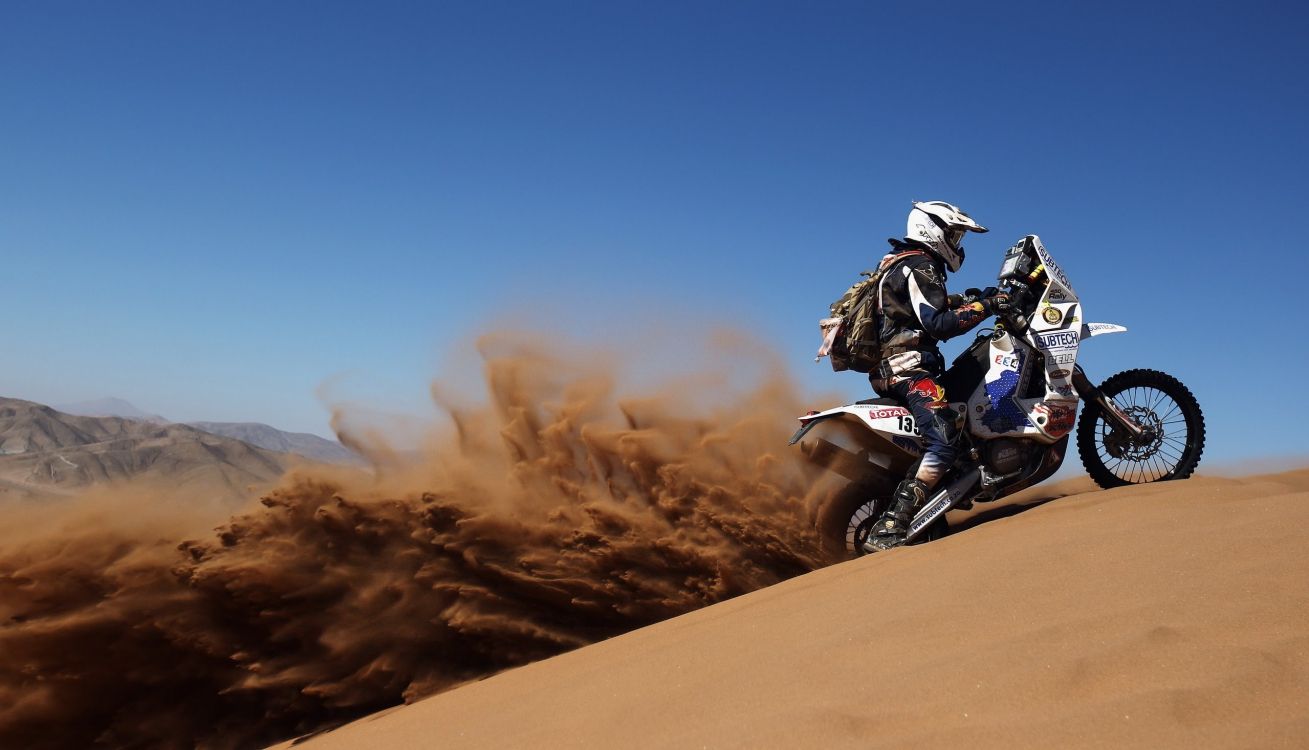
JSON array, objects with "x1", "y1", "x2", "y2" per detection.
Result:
[{"x1": 1106, "y1": 405, "x2": 1164, "y2": 461}]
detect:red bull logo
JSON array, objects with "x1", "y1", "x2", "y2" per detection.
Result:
[{"x1": 909, "y1": 379, "x2": 946, "y2": 404}]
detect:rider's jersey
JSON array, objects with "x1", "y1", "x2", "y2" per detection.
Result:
[{"x1": 877, "y1": 242, "x2": 992, "y2": 365}]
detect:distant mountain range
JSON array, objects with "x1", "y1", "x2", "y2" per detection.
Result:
[
  {"x1": 52, "y1": 398, "x2": 359, "y2": 465},
  {"x1": 186, "y1": 422, "x2": 359, "y2": 465},
  {"x1": 0, "y1": 397, "x2": 302, "y2": 504},
  {"x1": 54, "y1": 397, "x2": 169, "y2": 424}
]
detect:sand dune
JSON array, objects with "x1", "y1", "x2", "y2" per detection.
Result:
[
  {"x1": 280, "y1": 470, "x2": 1309, "y2": 749},
  {"x1": 1, "y1": 344, "x2": 1294, "y2": 749}
]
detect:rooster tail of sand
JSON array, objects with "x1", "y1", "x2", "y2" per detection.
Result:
[{"x1": 0, "y1": 333, "x2": 843, "y2": 749}]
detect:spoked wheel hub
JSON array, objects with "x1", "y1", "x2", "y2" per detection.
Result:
[{"x1": 1103, "y1": 406, "x2": 1164, "y2": 461}]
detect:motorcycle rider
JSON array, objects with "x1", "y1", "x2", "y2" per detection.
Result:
[{"x1": 863, "y1": 201, "x2": 1008, "y2": 552}]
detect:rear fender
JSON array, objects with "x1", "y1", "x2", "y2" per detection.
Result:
[
  {"x1": 790, "y1": 409, "x2": 922, "y2": 482},
  {"x1": 791, "y1": 402, "x2": 922, "y2": 445}
]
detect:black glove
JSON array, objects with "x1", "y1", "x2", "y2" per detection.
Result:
[
  {"x1": 982, "y1": 292, "x2": 1012, "y2": 316},
  {"x1": 953, "y1": 287, "x2": 994, "y2": 306}
]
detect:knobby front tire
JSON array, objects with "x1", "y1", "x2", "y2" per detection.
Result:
[{"x1": 1076, "y1": 368, "x2": 1205, "y2": 489}]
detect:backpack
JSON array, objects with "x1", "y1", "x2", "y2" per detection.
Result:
[{"x1": 816, "y1": 250, "x2": 926, "y2": 373}]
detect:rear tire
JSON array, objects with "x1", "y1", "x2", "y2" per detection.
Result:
[
  {"x1": 819, "y1": 481, "x2": 950, "y2": 559},
  {"x1": 816, "y1": 478, "x2": 890, "y2": 558},
  {"x1": 1076, "y1": 368, "x2": 1205, "y2": 489}
]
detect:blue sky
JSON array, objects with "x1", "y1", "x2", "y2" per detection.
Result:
[{"x1": 2, "y1": 1, "x2": 1306, "y2": 465}]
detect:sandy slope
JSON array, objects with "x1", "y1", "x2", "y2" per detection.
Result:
[{"x1": 278, "y1": 470, "x2": 1309, "y2": 749}]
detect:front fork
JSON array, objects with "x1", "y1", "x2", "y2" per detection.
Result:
[{"x1": 1071, "y1": 365, "x2": 1150, "y2": 441}]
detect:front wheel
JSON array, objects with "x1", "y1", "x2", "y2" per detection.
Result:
[{"x1": 1077, "y1": 368, "x2": 1205, "y2": 489}]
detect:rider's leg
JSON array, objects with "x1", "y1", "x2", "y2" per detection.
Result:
[
  {"x1": 904, "y1": 375, "x2": 960, "y2": 489},
  {"x1": 865, "y1": 372, "x2": 960, "y2": 552}
]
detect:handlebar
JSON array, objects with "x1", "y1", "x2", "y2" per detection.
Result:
[{"x1": 996, "y1": 279, "x2": 1038, "y2": 333}]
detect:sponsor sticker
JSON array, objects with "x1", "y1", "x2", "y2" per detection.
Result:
[
  {"x1": 1086, "y1": 323, "x2": 1122, "y2": 335},
  {"x1": 1035, "y1": 240, "x2": 1075, "y2": 293},
  {"x1": 910, "y1": 495, "x2": 953, "y2": 536},
  {"x1": 1049, "y1": 368, "x2": 1071, "y2": 379},
  {"x1": 1037, "y1": 330, "x2": 1079, "y2": 349},
  {"x1": 1042, "y1": 307, "x2": 1062, "y2": 324},
  {"x1": 993, "y1": 353, "x2": 1021, "y2": 370},
  {"x1": 867, "y1": 407, "x2": 910, "y2": 420},
  {"x1": 1046, "y1": 402, "x2": 1075, "y2": 436}
]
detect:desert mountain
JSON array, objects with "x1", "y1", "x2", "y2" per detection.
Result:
[
  {"x1": 0, "y1": 397, "x2": 300, "y2": 504},
  {"x1": 53, "y1": 396, "x2": 168, "y2": 423},
  {"x1": 186, "y1": 421, "x2": 359, "y2": 464},
  {"x1": 53, "y1": 396, "x2": 357, "y2": 465}
]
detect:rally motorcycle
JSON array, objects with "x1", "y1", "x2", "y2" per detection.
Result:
[{"x1": 792, "y1": 236, "x2": 1206, "y2": 556}]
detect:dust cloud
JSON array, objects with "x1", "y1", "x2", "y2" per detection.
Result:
[{"x1": 0, "y1": 333, "x2": 836, "y2": 749}]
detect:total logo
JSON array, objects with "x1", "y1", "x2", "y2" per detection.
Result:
[{"x1": 867, "y1": 407, "x2": 910, "y2": 420}]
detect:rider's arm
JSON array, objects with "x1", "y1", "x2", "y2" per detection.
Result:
[{"x1": 905, "y1": 263, "x2": 992, "y2": 341}]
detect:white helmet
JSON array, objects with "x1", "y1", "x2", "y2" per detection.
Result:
[{"x1": 905, "y1": 200, "x2": 988, "y2": 273}]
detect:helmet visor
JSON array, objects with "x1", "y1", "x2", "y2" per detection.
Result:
[{"x1": 945, "y1": 227, "x2": 967, "y2": 252}]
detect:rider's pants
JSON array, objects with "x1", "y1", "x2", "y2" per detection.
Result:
[{"x1": 872, "y1": 365, "x2": 960, "y2": 489}]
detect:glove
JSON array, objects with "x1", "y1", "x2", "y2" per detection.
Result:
[
  {"x1": 953, "y1": 287, "x2": 994, "y2": 306},
  {"x1": 982, "y1": 292, "x2": 1012, "y2": 316}
]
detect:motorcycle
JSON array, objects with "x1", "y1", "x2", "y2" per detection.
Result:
[{"x1": 792, "y1": 235, "x2": 1206, "y2": 556}]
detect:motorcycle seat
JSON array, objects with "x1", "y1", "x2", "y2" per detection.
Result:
[{"x1": 855, "y1": 397, "x2": 902, "y2": 407}]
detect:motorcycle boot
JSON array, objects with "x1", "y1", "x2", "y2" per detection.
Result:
[{"x1": 863, "y1": 478, "x2": 928, "y2": 553}]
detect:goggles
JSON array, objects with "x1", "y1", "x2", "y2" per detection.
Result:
[{"x1": 945, "y1": 227, "x2": 967, "y2": 252}]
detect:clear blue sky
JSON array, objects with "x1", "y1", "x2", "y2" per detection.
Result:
[{"x1": 2, "y1": 1, "x2": 1305, "y2": 464}]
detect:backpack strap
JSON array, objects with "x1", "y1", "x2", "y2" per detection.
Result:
[
  {"x1": 868, "y1": 249, "x2": 929, "y2": 344},
  {"x1": 873, "y1": 250, "x2": 927, "y2": 296}
]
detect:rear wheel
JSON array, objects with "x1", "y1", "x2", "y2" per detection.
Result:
[
  {"x1": 815, "y1": 478, "x2": 947, "y2": 558},
  {"x1": 818, "y1": 480, "x2": 950, "y2": 559},
  {"x1": 815, "y1": 479, "x2": 889, "y2": 558},
  {"x1": 851, "y1": 512, "x2": 949, "y2": 557},
  {"x1": 1077, "y1": 368, "x2": 1205, "y2": 489},
  {"x1": 800, "y1": 418, "x2": 945, "y2": 558}
]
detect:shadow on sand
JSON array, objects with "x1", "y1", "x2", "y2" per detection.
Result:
[{"x1": 948, "y1": 484, "x2": 1089, "y2": 535}]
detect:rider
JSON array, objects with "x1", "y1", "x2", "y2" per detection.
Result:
[{"x1": 863, "y1": 201, "x2": 1008, "y2": 552}]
